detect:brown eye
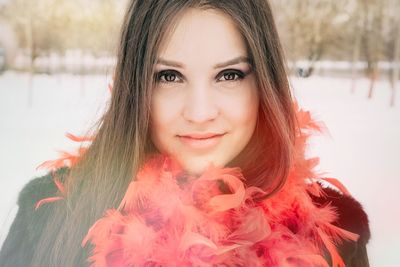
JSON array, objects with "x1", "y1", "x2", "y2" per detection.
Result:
[
  {"x1": 156, "y1": 70, "x2": 182, "y2": 83},
  {"x1": 218, "y1": 70, "x2": 245, "y2": 82},
  {"x1": 163, "y1": 73, "x2": 177, "y2": 82}
]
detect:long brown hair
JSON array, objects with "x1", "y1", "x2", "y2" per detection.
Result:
[{"x1": 32, "y1": 0, "x2": 296, "y2": 265}]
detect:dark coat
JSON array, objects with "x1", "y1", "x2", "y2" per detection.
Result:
[{"x1": 0, "y1": 169, "x2": 370, "y2": 266}]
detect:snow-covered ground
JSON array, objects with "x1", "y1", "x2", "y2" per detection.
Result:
[
  {"x1": 292, "y1": 76, "x2": 400, "y2": 267},
  {"x1": 0, "y1": 71, "x2": 399, "y2": 266}
]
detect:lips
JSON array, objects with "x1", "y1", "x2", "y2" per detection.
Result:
[
  {"x1": 178, "y1": 133, "x2": 225, "y2": 150},
  {"x1": 180, "y1": 133, "x2": 223, "y2": 139}
]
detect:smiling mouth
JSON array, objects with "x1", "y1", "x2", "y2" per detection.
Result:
[{"x1": 178, "y1": 133, "x2": 225, "y2": 150}]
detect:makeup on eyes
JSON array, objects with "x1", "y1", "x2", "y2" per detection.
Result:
[{"x1": 154, "y1": 66, "x2": 253, "y2": 84}]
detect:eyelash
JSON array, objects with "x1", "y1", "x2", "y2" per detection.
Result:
[{"x1": 154, "y1": 69, "x2": 246, "y2": 84}]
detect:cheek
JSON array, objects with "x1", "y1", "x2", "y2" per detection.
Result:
[
  {"x1": 150, "y1": 93, "x2": 182, "y2": 153},
  {"x1": 223, "y1": 88, "x2": 259, "y2": 128},
  {"x1": 151, "y1": 93, "x2": 181, "y2": 131}
]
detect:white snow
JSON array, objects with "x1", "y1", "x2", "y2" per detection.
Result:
[
  {"x1": 0, "y1": 71, "x2": 399, "y2": 266},
  {"x1": 291, "y1": 76, "x2": 400, "y2": 267}
]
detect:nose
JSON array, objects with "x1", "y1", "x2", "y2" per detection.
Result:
[{"x1": 182, "y1": 85, "x2": 219, "y2": 124}]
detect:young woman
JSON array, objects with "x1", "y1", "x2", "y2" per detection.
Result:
[{"x1": 0, "y1": 0, "x2": 370, "y2": 266}]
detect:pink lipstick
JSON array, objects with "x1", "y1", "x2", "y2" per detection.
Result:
[{"x1": 178, "y1": 133, "x2": 225, "y2": 150}]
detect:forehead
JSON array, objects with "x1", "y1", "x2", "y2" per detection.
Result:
[{"x1": 157, "y1": 8, "x2": 248, "y2": 67}]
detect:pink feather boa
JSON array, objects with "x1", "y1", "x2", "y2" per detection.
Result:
[
  {"x1": 35, "y1": 104, "x2": 359, "y2": 266},
  {"x1": 78, "y1": 106, "x2": 359, "y2": 267}
]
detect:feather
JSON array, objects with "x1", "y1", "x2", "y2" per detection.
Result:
[
  {"x1": 226, "y1": 207, "x2": 271, "y2": 245},
  {"x1": 34, "y1": 102, "x2": 362, "y2": 266},
  {"x1": 35, "y1": 173, "x2": 65, "y2": 209},
  {"x1": 52, "y1": 173, "x2": 66, "y2": 194},
  {"x1": 35, "y1": 196, "x2": 63, "y2": 210},
  {"x1": 324, "y1": 222, "x2": 359, "y2": 242},
  {"x1": 65, "y1": 132, "x2": 94, "y2": 142},
  {"x1": 35, "y1": 148, "x2": 87, "y2": 171},
  {"x1": 288, "y1": 254, "x2": 330, "y2": 267},
  {"x1": 317, "y1": 227, "x2": 346, "y2": 267},
  {"x1": 179, "y1": 231, "x2": 218, "y2": 252},
  {"x1": 320, "y1": 177, "x2": 351, "y2": 196},
  {"x1": 194, "y1": 166, "x2": 246, "y2": 212}
]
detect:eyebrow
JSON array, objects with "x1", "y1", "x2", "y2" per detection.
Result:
[{"x1": 156, "y1": 56, "x2": 251, "y2": 69}]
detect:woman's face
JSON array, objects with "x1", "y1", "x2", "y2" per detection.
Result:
[{"x1": 150, "y1": 8, "x2": 259, "y2": 175}]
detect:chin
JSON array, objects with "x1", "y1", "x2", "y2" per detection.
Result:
[
  {"x1": 182, "y1": 163, "x2": 208, "y2": 176},
  {"x1": 180, "y1": 156, "x2": 226, "y2": 177}
]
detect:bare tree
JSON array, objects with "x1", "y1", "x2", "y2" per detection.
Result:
[
  {"x1": 349, "y1": 1, "x2": 363, "y2": 93},
  {"x1": 358, "y1": 0, "x2": 384, "y2": 99},
  {"x1": 383, "y1": 0, "x2": 400, "y2": 106},
  {"x1": 273, "y1": 0, "x2": 349, "y2": 77},
  {"x1": 391, "y1": 24, "x2": 400, "y2": 107}
]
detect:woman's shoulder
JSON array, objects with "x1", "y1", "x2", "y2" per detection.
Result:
[
  {"x1": 309, "y1": 183, "x2": 371, "y2": 266},
  {"x1": 0, "y1": 168, "x2": 70, "y2": 266},
  {"x1": 310, "y1": 184, "x2": 370, "y2": 242},
  {"x1": 17, "y1": 167, "x2": 69, "y2": 209}
]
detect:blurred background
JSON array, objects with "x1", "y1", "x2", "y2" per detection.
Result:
[{"x1": 0, "y1": 0, "x2": 399, "y2": 266}]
